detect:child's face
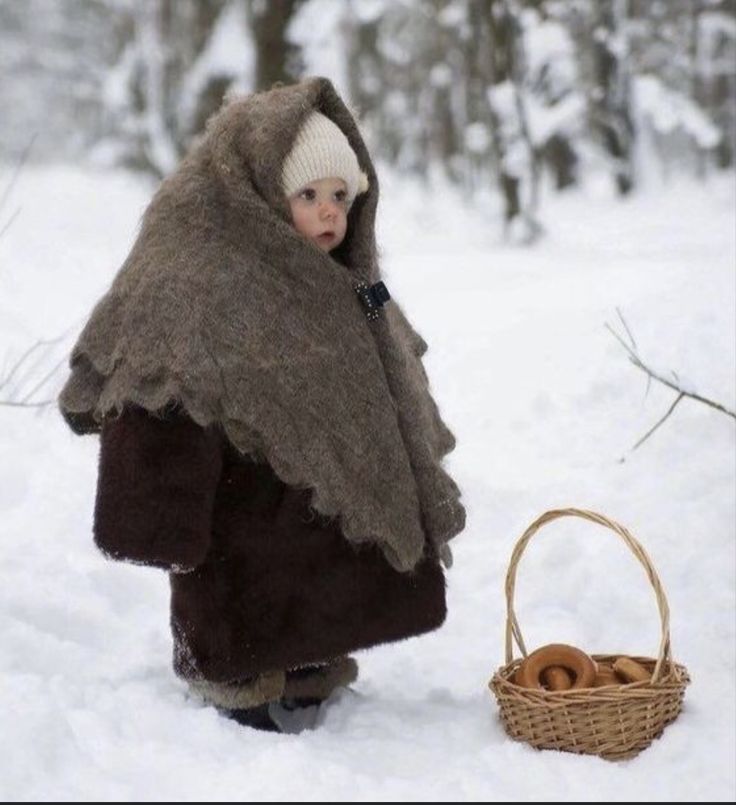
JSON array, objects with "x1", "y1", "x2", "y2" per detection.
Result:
[{"x1": 288, "y1": 177, "x2": 349, "y2": 253}]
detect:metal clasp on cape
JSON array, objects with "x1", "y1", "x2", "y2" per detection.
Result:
[{"x1": 354, "y1": 280, "x2": 391, "y2": 322}]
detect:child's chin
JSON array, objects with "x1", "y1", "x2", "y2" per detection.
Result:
[{"x1": 315, "y1": 238, "x2": 337, "y2": 253}]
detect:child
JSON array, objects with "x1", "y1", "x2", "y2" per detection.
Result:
[
  {"x1": 281, "y1": 109, "x2": 370, "y2": 254},
  {"x1": 58, "y1": 76, "x2": 466, "y2": 732}
]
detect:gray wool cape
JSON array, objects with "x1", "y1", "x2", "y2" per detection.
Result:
[{"x1": 58, "y1": 75, "x2": 466, "y2": 574}]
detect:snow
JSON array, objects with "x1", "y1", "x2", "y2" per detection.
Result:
[
  {"x1": 0, "y1": 161, "x2": 734, "y2": 800},
  {"x1": 522, "y1": 14, "x2": 577, "y2": 91},
  {"x1": 138, "y1": 5, "x2": 179, "y2": 176},
  {"x1": 429, "y1": 62, "x2": 453, "y2": 89},
  {"x1": 348, "y1": 0, "x2": 390, "y2": 26},
  {"x1": 487, "y1": 80, "x2": 516, "y2": 119},
  {"x1": 437, "y1": 1, "x2": 466, "y2": 29},
  {"x1": 179, "y1": 1, "x2": 255, "y2": 123},
  {"x1": 464, "y1": 121, "x2": 491, "y2": 153},
  {"x1": 635, "y1": 75, "x2": 722, "y2": 150},
  {"x1": 526, "y1": 92, "x2": 586, "y2": 146},
  {"x1": 287, "y1": 1, "x2": 351, "y2": 94}
]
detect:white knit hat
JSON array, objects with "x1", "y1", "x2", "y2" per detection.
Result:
[{"x1": 281, "y1": 110, "x2": 370, "y2": 208}]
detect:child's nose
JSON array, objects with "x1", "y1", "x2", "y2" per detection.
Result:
[{"x1": 319, "y1": 201, "x2": 339, "y2": 218}]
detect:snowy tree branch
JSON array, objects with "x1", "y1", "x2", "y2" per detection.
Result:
[
  {"x1": 0, "y1": 337, "x2": 65, "y2": 409},
  {"x1": 0, "y1": 137, "x2": 66, "y2": 411},
  {"x1": 0, "y1": 134, "x2": 37, "y2": 251},
  {"x1": 606, "y1": 306, "x2": 735, "y2": 454}
]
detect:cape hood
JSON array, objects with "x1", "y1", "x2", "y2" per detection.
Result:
[{"x1": 58, "y1": 76, "x2": 466, "y2": 572}]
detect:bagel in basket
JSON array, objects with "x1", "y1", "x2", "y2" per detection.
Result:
[
  {"x1": 613, "y1": 656, "x2": 652, "y2": 683},
  {"x1": 515, "y1": 643, "x2": 597, "y2": 690}
]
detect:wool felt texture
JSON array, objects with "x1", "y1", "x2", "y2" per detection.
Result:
[{"x1": 58, "y1": 75, "x2": 466, "y2": 573}]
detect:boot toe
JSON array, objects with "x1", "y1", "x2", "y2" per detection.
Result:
[{"x1": 221, "y1": 703, "x2": 282, "y2": 732}]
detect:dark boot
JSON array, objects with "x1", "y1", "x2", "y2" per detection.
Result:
[
  {"x1": 281, "y1": 656, "x2": 359, "y2": 710},
  {"x1": 280, "y1": 695, "x2": 324, "y2": 711},
  {"x1": 220, "y1": 702, "x2": 282, "y2": 732},
  {"x1": 187, "y1": 670, "x2": 286, "y2": 730}
]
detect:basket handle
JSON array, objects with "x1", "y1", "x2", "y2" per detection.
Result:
[{"x1": 504, "y1": 508, "x2": 674, "y2": 683}]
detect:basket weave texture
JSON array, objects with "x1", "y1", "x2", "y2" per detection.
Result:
[{"x1": 488, "y1": 508, "x2": 690, "y2": 761}]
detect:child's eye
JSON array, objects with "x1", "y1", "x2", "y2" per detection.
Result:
[
  {"x1": 300, "y1": 188, "x2": 316, "y2": 201},
  {"x1": 335, "y1": 190, "x2": 347, "y2": 203}
]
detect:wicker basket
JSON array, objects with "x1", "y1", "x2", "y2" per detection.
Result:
[{"x1": 488, "y1": 508, "x2": 690, "y2": 761}]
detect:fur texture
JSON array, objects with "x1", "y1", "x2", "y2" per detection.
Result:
[
  {"x1": 187, "y1": 658, "x2": 357, "y2": 710},
  {"x1": 282, "y1": 656, "x2": 359, "y2": 701},
  {"x1": 58, "y1": 76, "x2": 465, "y2": 572},
  {"x1": 188, "y1": 671, "x2": 286, "y2": 709},
  {"x1": 94, "y1": 406, "x2": 222, "y2": 571},
  {"x1": 97, "y1": 405, "x2": 447, "y2": 682}
]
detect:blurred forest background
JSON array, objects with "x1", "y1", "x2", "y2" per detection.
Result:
[{"x1": 1, "y1": 0, "x2": 735, "y2": 241}]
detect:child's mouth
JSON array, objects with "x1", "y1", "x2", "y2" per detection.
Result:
[{"x1": 317, "y1": 232, "x2": 335, "y2": 243}]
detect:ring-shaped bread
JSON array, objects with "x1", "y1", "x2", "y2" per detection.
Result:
[{"x1": 515, "y1": 643, "x2": 597, "y2": 690}]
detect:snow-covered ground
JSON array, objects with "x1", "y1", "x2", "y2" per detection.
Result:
[{"x1": 0, "y1": 162, "x2": 734, "y2": 801}]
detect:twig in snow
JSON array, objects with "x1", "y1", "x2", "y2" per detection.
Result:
[
  {"x1": 0, "y1": 135, "x2": 66, "y2": 411},
  {"x1": 0, "y1": 336, "x2": 66, "y2": 409},
  {"x1": 606, "y1": 307, "x2": 735, "y2": 457},
  {"x1": 0, "y1": 133, "x2": 37, "y2": 247}
]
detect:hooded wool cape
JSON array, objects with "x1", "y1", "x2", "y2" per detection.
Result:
[{"x1": 58, "y1": 76, "x2": 465, "y2": 575}]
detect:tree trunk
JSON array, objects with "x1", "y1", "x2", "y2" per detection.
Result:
[
  {"x1": 475, "y1": 0, "x2": 541, "y2": 241},
  {"x1": 591, "y1": 0, "x2": 635, "y2": 195},
  {"x1": 247, "y1": 0, "x2": 303, "y2": 91}
]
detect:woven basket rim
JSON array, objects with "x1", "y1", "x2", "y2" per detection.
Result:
[{"x1": 490, "y1": 654, "x2": 691, "y2": 701}]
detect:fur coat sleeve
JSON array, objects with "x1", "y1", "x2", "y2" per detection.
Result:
[{"x1": 93, "y1": 405, "x2": 223, "y2": 572}]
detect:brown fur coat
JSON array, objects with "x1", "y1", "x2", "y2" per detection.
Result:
[{"x1": 95, "y1": 403, "x2": 447, "y2": 681}]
